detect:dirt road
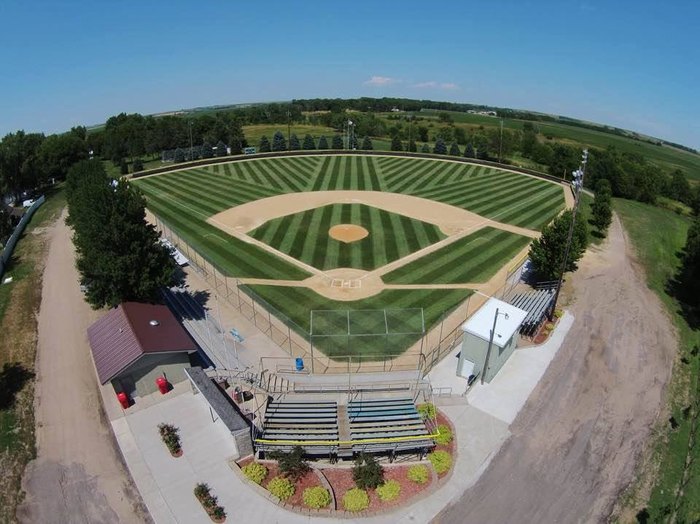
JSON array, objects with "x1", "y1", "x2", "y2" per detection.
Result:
[
  {"x1": 434, "y1": 213, "x2": 676, "y2": 523},
  {"x1": 17, "y1": 211, "x2": 149, "y2": 523}
]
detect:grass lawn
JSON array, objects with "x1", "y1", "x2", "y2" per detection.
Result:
[
  {"x1": 613, "y1": 198, "x2": 700, "y2": 521},
  {"x1": 249, "y1": 203, "x2": 445, "y2": 271},
  {"x1": 243, "y1": 285, "x2": 472, "y2": 358},
  {"x1": 383, "y1": 227, "x2": 530, "y2": 284},
  {"x1": 242, "y1": 124, "x2": 337, "y2": 147}
]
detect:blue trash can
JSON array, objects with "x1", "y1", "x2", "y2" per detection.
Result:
[{"x1": 295, "y1": 357, "x2": 304, "y2": 371}]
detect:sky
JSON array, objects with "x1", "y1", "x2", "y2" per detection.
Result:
[{"x1": 0, "y1": 0, "x2": 698, "y2": 149}]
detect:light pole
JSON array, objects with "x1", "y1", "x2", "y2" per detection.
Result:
[
  {"x1": 482, "y1": 308, "x2": 509, "y2": 385},
  {"x1": 498, "y1": 119, "x2": 504, "y2": 163},
  {"x1": 287, "y1": 110, "x2": 291, "y2": 151},
  {"x1": 548, "y1": 149, "x2": 588, "y2": 319},
  {"x1": 188, "y1": 121, "x2": 194, "y2": 161}
]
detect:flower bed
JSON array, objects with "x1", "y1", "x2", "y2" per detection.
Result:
[{"x1": 237, "y1": 458, "x2": 327, "y2": 508}]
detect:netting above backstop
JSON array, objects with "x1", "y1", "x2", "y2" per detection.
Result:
[{"x1": 310, "y1": 308, "x2": 426, "y2": 360}]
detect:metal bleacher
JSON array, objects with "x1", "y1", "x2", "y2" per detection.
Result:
[{"x1": 510, "y1": 287, "x2": 555, "y2": 336}]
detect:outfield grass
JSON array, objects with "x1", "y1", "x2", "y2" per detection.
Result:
[
  {"x1": 383, "y1": 227, "x2": 530, "y2": 284},
  {"x1": 250, "y1": 203, "x2": 445, "y2": 270},
  {"x1": 243, "y1": 285, "x2": 472, "y2": 358},
  {"x1": 613, "y1": 198, "x2": 700, "y2": 521}
]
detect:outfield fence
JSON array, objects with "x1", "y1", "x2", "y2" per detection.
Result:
[
  {"x1": 155, "y1": 215, "x2": 518, "y2": 377},
  {"x1": 0, "y1": 196, "x2": 45, "y2": 280}
]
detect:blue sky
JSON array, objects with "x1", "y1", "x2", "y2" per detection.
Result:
[{"x1": 1, "y1": 0, "x2": 698, "y2": 148}]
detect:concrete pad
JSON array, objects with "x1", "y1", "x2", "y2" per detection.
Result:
[{"x1": 467, "y1": 311, "x2": 574, "y2": 424}]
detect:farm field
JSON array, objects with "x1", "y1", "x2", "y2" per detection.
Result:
[
  {"x1": 243, "y1": 284, "x2": 472, "y2": 358},
  {"x1": 249, "y1": 203, "x2": 445, "y2": 271},
  {"x1": 383, "y1": 226, "x2": 530, "y2": 285},
  {"x1": 242, "y1": 124, "x2": 336, "y2": 146}
]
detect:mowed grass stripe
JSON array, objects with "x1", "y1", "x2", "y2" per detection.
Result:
[
  {"x1": 242, "y1": 160, "x2": 287, "y2": 191},
  {"x1": 324, "y1": 205, "x2": 343, "y2": 268},
  {"x1": 276, "y1": 158, "x2": 315, "y2": 188},
  {"x1": 410, "y1": 169, "x2": 520, "y2": 199},
  {"x1": 390, "y1": 159, "x2": 450, "y2": 194},
  {"x1": 383, "y1": 227, "x2": 530, "y2": 284},
  {"x1": 187, "y1": 168, "x2": 283, "y2": 201},
  {"x1": 365, "y1": 157, "x2": 383, "y2": 191},
  {"x1": 140, "y1": 191, "x2": 309, "y2": 280},
  {"x1": 138, "y1": 177, "x2": 233, "y2": 216},
  {"x1": 497, "y1": 190, "x2": 565, "y2": 229},
  {"x1": 470, "y1": 183, "x2": 562, "y2": 219},
  {"x1": 254, "y1": 159, "x2": 305, "y2": 192},
  {"x1": 310, "y1": 157, "x2": 332, "y2": 191}
]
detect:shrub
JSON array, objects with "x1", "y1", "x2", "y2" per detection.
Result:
[
  {"x1": 269, "y1": 446, "x2": 310, "y2": 481},
  {"x1": 434, "y1": 424, "x2": 453, "y2": 445},
  {"x1": 267, "y1": 476, "x2": 295, "y2": 501},
  {"x1": 376, "y1": 479, "x2": 401, "y2": 502},
  {"x1": 353, "y1": 453, "x2": 384, "y2": 489},
  {"x1": 417, "y1": 403, "x2": 436, "y2": 420},
  {"x1": 428, "y1": 450, "x2": 452, "y2": 474},
  {"x1": 303, "y1": 486, "x2": 331, "y2": 509},
  {"x1": 158, "y1": 423, "x2": 181, "y2": 454},
  {"x1": 210, "y1": 505, "x2": 226, "y2": 520},
  {"x1": 242, "y1": 462, "x2": 268, "y2": 485},
  {"x1": 408, "y1": 464, "x2": 429, "y2": 484},
  {"x1": 194, "y1": 483, "x2": 210, "y2": 500},
  {"x1": 342, "y1": 488, "x2": 369, "y2": 512}
]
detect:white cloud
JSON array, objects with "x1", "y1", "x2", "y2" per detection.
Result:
[
  {"x1": 412, "y1": 81, "x2": 459, "y2": 90},
  {"x1": 364, "y1": 76, "x2": 399, "y2": 86}
]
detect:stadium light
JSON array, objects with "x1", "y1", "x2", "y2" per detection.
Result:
[
  {"x1": 482, "y1": 308, "x2": 509, "y2": 385},
  {"x1": 548, "y1": 149, "x2": 588, "y2": 319}
]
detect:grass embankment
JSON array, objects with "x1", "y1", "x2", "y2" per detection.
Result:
[
  {"x1": 613, "y1": 198, "x2": 700, "y2": 522},
  {"x1": 0, "y1": 187, "x2": 65, "y2": 521}
]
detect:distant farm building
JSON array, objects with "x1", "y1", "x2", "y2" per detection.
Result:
[{"x1": 87, "y1": 302, "x2": 198, "y2": 398}]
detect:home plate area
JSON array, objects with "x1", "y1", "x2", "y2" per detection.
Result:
[{"x1": 331, "y1": 279, "x2": 362, "y2": 289}]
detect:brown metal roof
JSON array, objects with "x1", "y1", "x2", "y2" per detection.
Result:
[{"x1": 87, "y1": 302, "x2": 197, "y2": 385}]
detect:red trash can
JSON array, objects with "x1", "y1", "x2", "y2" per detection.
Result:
[
  {"x1": 156, "y1": 376, "x2": 169, "y2": 395},
  {"x1": 117, "y1": 392, "x2": 129, "y2": 409}
]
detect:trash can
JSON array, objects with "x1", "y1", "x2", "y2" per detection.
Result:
[
  {"x1": 233, "y1": 387, "x2": 243, "y2": 403},
  {"x1": 156, "y1": 376, "x2": 169, "y2": 395},
  {"x1": 117, "y1": 392, "x2": 129, "y2": 409},
  {"x1": 295, "y1": 357, "x2": 304, "y2": 372}
]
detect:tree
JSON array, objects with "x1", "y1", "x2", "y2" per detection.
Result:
[
  {"x1": 668, "y1": 169, "x2": 691, "y2": 204},
  {"x1": 417, "y1": 126, "x2": 429, "y2": 142},
  {"x1": 449, "y1": 142, "x2": 461, "y2": 156},
  {"x1": 302, "y1": 134, "x2": 316, "y2": 150},
  {"x1": 269, "y1": 446, "x2": 310, "y2": 481},
  {"x1": 120, "y1": 159, "x2": 129, "y2": 175},
  {"x1": 352, "y1": 454, "x2": 384, "y2": 489},
  {"x1": 674, "y1": 216, "x2": 700, "y2": 309},
  {"x1": 361, "y1": 136, "x2": 373, "y2": 150},
  {"x1": 259, "y1": 135, "x2": 271, "y2": 153},
  {"x1": 37, "y1": 133, "x2": 87, "y2": 181},
  {"x1": 464, "y1": 143, "x2": 475, "y2": 158},
  {"x1": 590, "y1": 178, "x2": 613, "y2": 235},
  {"x1": 132, "y1": 159, "x2": 144, "y2": 173},
  {"x1": 528, "y1": 209, "x2": 588, "y2": 281},
  {"x1": 420, "y1": 143, "x2": 430, "y2": 153},
  {"x1": 66, "y1": 160, "x2": 176, "y2": 308},
  {"x1": 201, "y1": 141, "x2": 213, "y2": 159},
  {"x1": 272, "y1": 131, "x2": 286, "y2": 152},
  {"x1": 433, "y1": 138, "x2": 447, "y2": 155},
  {"x1": 317, "y1": 136, "x2": 329, "y2": 150},
  {"x1": 289, "y1": 134, "x2": 301, "y2": 151},
  {"x1": 332, "y1": 135, "x2": 343, "y2": 149},
  {"x1": 215, "y1": 140, "x2": 228, "y2": 157},
  {"x1": 391, "y1": 135, "x2": 403, "y2": 151}
]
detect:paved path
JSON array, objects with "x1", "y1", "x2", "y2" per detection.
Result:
[{"x1": 17, "y1": 211, "x2": 149, "y2": 523}]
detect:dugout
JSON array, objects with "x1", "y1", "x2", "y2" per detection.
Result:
[
  {"x1": 457, "y1": 298, "x2": 527, "y2": 384},
  {"x1": 87, "y1": 302, "x2": 198, "y2": 399}
]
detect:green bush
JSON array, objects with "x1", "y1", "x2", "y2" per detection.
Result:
[
  {"x1": 269, "y1": 446, "x2": 311, "y2": 481},
  {"x1": 241, "y1": 462, "x2": 268, "y2": 485},
  {"x1": 417, "y1": 403, "x2": 436, "y2": 420},
  {"x1": 408, "y1": 464, "x2": 429, "y2": 484},
  {"x1": 267, "y1": 476, "x2": 295, "y2": 501},
  {"x1": 353, "y1": 453, "x2": 384, "y2": 489},
  {"x1": 434, "y1": 424, "x2": 453, "y2": 445},
  {"x1": 342, "y1": 488, "x2": 369, "y2": 511},
  {"x1": 428, "y1": 450, "x2": 452, "y2": 474},
  {"x1": 376, "y1": 479, "x2": 401, "y2": 502},
  {"x1": 303, "y1": 486, "x2": 331, "y2": 509}
]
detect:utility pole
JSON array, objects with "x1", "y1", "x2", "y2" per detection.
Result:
[
  {"x1": 482, "y1": 307, "x2": 509, "y2": 385},
  {"x1": 189, "y1": 121, "x2": 194, "y2": 161},
  {"x1": 498, "y1": 119, "x2": 504, "y2": 163},
  {"x1": 287, "y1": 110, "x2": 291, "y2": 151},
  {"x1": 548, "y1": 149, "x2": 588, "y2": 319}
]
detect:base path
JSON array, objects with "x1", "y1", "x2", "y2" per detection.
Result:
[
  {"x1": 17, "y1": 211, "x2": 149, "y2": 523},
  {"x1": 433, "y1": 213, "x2": 676, "y2": 523}
]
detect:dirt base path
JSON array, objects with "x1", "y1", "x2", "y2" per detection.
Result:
[
  {"x1": 434, "y1": 213, "x2": 676, "y2": 523},
  {"x1": 17, "y1": 211, "x2": 149, "y2": 523}
]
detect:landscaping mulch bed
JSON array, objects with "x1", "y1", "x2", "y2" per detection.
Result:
[
  {"x1": 320, "y1": 465, "x2": 432, "y2": 512},
  {"x1": 236, "y1": 458, "x2": 326, "y2": 508},
  {"x1": 433, "y1": 410, "x2": 456, "y2": 478}
]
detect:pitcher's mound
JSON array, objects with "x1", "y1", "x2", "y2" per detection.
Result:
[{"x1": 329, "y1": 224, "x2": 369, "y2": 243}]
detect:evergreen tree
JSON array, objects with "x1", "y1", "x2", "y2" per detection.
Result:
[
  {"x1": 215, "y1": 140, "x2": 228, "y2": 157},
  {"x1": 259, "y1": 135, "x2": 271, "y2": 153},
  {"x1": 529, "y1": 209, "x2": 588, "y2": 281},
  {"x1": 391, "y1": 135, "x2": 403, "y2": 151},
  {"x1": 272, "y1": 131, "x2": 286, "y2": 152},
  {"x1": 289, "y1": 134, "x2": 301, "y2": 151},
  {"x1": 420, "y1": 143, "x2": 430, "y2": 153},
  {"x1": 317, "y1": 135, "x2": 329, "y2": 150},
  {"x1": 361, "y1": 136, "x2": 373, "y2": 150},
  {"x1": 674, "y1": 216, "x2": 700, "y2": 308},
  {"x1": 201, "y1": 141, "x2": 213, "y2": 159},
  {"x1": 407, "y1": 139, "x2": 417, "y2": 152},
  {"x1": 590, "y1": 178, "x2": 613, "y2": 235},
  {"x1": 433, "y1": 138, "x2": 447, "y2": 155},
  {"x1": 332, "y1": 135, "x2": 343, "y2": 149},
  {"x1": 120, "y1": 159, "x2": 129, "y2": 175},
  {"x1": 449, "y1": 142, "x2": 461, "y2": 156},
  {"x1": 302, "y1": 134, "x2": 316, "y2": 150},
  {"x1": 173, "y1": 148, "x2": 185, "y2": 163},
  {"x1": 464, "y1": 143, "x2": 475, "y2": 158},
  {"x1": 477, "y1": 144, "x2": 489, "y2": 160},
  {"x1": 132, "y1": 159, "x2": 144, "y2": 173}
]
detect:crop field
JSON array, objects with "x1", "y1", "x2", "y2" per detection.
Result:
[
  {"x1": 383, "y1": 227, "x2": 530, "y2": 284},
  {"x1": 134, "y1": 154, "x2": 564, "y2": 358},
  {"x1": 249, "y1": 203, "x2": 445, "y2": 270}
]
